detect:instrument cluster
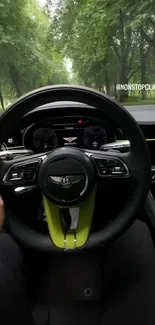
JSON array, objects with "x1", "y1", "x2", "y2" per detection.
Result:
[{"x1": 22, "y1": 116, "x2": 122, "y2": 153}]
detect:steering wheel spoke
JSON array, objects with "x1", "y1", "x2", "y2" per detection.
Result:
[
  {"x1": 0, "y1": 152, "x2": 47, "y2": 186},
  {"x1": 84, "y1": 149, "x2": 130, "y2": 179}
]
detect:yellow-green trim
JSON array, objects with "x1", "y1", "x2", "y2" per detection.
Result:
[
  {"x1": 75, "y1": 191, "x2": 96, "y2": 247},
  {"x1": 7, "y1": 146, "x2": 24, "y2": 149},
  {"x1": 43, "y1": 187, "x2": 96, "y2": 249},
  {"x1": 43, "y1": 197, "x2": 65, "y2": 248},
  {"x1": 65, "y1": 230, "x2": 76, "y2": 248}
]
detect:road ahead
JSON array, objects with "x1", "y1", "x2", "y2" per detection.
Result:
[
  {"x1": 125, "y1": 105, "x2": 155, "y2": 112},
  {"x1": 124, "y1": 105, "x2": 155, "y2": 123}
]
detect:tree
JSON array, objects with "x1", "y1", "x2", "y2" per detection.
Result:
[
  {"x1": 0, "y1": 0, "x2": 69, "y2": 107},
  {"x1": 0, "y1": 0, "x2": 155, "y2": 108},
  {"x1": 52, "y1": 0, "x2": 155, "y2": 101}
]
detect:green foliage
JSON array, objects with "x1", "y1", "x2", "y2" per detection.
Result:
[
  {"x1": 52, "y1": 0, "x2": 155, "y2": 100},
  {"x1": 0, "y1": 0, "x2": 155, "y2": 107},
  {"x1": 0, "y1": 0, "x2": 69, "y2": 106}
]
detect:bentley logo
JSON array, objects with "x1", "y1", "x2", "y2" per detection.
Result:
[
  {"x1": 49, "y1": 175, "x2": 83, "y2": 186},
  {"x1": 61, "y1": 176, "x2": 71, "y2": 185},
  {"x1": 49, "y1": 175, "x2": 72, "y2": 186},
  {"x1": 63, "y1": 137, "x2": 77, "y2": 143}
]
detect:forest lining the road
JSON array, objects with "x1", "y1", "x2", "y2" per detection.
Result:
[{"x1": 0, "y1": 0, "x2": 155, "y2": 110}]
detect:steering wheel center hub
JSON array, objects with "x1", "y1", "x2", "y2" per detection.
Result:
[{"x1": 38, "y1": 147, "x2": 95, "y2": 205}]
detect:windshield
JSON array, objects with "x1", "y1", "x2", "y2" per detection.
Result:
[{"x1": 0, "y1": 0, "x2": 154, "y2": 109}]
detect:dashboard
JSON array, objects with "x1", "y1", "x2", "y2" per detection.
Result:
[
  {"x1": 2, "y1": 101, "x2": 155, "y2": 184},
  {"x1": 6, "y1": 116, "x2": 124, "y2": 153}
]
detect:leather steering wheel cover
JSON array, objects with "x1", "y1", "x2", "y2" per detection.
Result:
[{"x1": 0, "y1": 85, "x2": 151, "y2": 253}]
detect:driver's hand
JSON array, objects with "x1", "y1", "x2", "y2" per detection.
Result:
[{"x1": 0, "y1": 196, "x2": 5, "y2": 230}]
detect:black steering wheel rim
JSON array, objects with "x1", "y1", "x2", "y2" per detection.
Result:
[{"x1": 0, "y1": 85, "x2": 151, "y2": 253}]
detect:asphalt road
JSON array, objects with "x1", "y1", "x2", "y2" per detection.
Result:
[{"x1": 124, "y1": 105, "x2": 155, "y2": 123}]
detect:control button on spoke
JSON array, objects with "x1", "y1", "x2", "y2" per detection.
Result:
[
  {"x1": 8, "y1": 166, "x2": 25, "y2": 181},
  {"x1": 24, "y1": 162, "x2": 38, "y2": 180},
  {"x1": 94, "y1": 157, "x2": 128, "y2": 177},
  {"x1": 99, "y1": 168, "x2": 107, "y2": 175},
  {"x1": 4, "y1": 160, "x2": 40, "y2": 183}
]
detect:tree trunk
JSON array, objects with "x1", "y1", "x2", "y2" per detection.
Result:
[
  {"x1": 141, "y1": 29, "x2": 155, "y2": 50},
  {"x1": 140, "y1": 28, "x2": 146, "y2": 100},
  {"x1": 114, "y1": 83, "x2": 117, "y2": 97},
  {"x1": 102, "y1": 59, "x2": 111, "y2": 95},
  {"x1": 105, "y1": 70, "x2": 110, "y2": 95},
  {"x1": 9, "y1": 65, "x2": 22, "y2": 98},
  {"x1": 0, "y1": 84, "x2": 4, "y2": 110},
  {"x1": 118, "y1": 10, "x2": 128, "y2": 102},
  {"x1": 118, "y1": 64, "x2": 128, "y2": 102}
]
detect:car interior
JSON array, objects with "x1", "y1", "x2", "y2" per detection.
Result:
[{"x1": 0, "y1": 85, "x2": 155, "y2": 324}]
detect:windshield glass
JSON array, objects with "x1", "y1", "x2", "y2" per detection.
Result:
[{"x1": 0, "y1": 0, "x2": 154, "y2": 109}]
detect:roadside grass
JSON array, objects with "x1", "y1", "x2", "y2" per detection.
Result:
[
  {"x1": 122, "y1": 99, "x2": 155, "y2": 105},
  {"x1": 120, "y1": 90, "x2": 155, "y2": 105}
]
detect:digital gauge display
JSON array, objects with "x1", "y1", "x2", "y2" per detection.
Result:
[{"x1": 23, "y1": 117, "x2": 115, "y2": 153}]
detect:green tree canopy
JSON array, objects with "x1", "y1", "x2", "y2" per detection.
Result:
[
  {"x1": 0, "y1": 0, "x2": 68, "y2": 107},
  {"x1": 52, "y1": 0, "x2": 155, "y2": 101}
]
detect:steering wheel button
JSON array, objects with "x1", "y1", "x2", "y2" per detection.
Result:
[
  {"x1": 95, "y1": 159, "x2": 107, "y2": 167},
  {"x1": 98, "y1": 164, "x2": 106, "y2": 168},
  {"x1": 4, "y1": 160, "x2": 40, "y2": 183},
  {"x1": 12, "y1": 173, "x2": 18, "y2": 177},
  {"x1": 115, "y1": 167, "x2": 121, "y2": 172},
  {"x1": 106, "y1": 160, "x2": 115, "y2": 167},
  {"x1": 111, "y1": 166, "x2": 127, "y2": 175},
  {"x1": 24, "y1": 168, "x2": 36, "y2": 180},
  {"x1": 99, "y1": 168, "x2": 107, "y2": 175},
  {"x1": 10, "y1": 173, "x2": 22, "y2": 181},
  {"x1": 8, "y1": 169, "x2": 24, "y2": 181}
]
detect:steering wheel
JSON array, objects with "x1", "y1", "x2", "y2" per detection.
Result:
[{"x1": 0, "y1": 85, "x2": 151, "y2": 253}]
